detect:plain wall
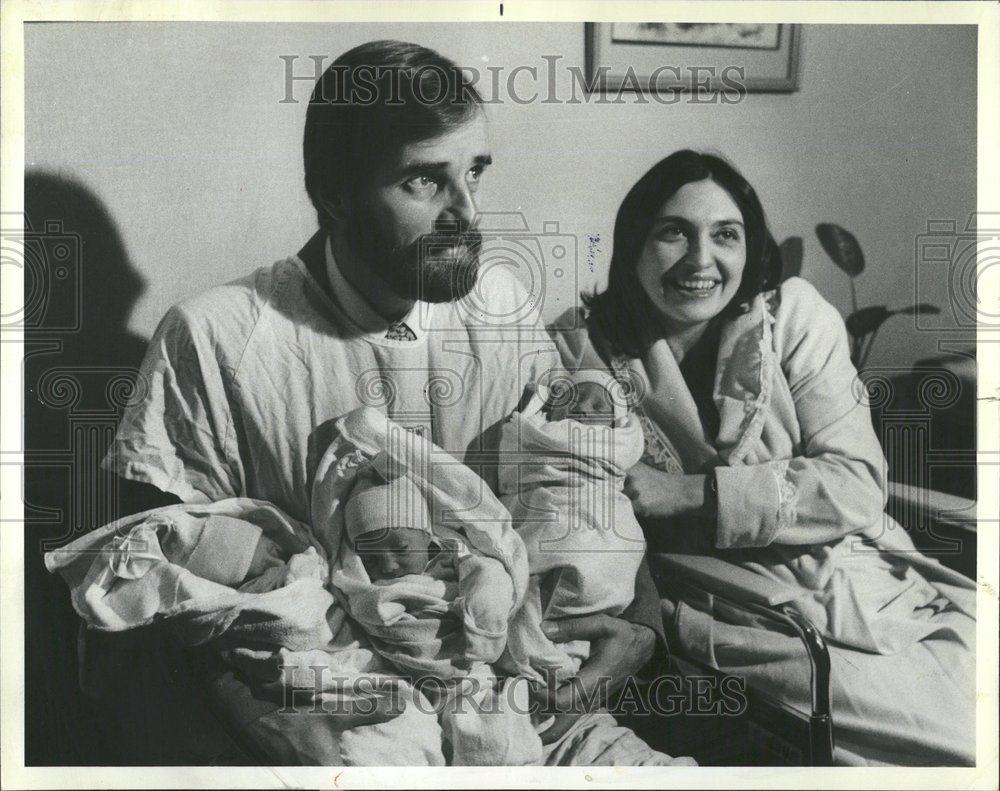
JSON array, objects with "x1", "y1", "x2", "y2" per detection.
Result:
[{"x1": 25, "y1": 22, "x2": 976, "y2": 369}]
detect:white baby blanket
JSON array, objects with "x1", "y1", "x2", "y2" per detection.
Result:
[
  {"x1": 496, "y1": 390, "x2": 647, "y2": 684},
  {"x1": 313, "y1": 406, "x2": 541, "y2": 764}
]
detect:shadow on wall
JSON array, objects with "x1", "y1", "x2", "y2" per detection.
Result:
[{"x1": 22, "y1": 171, "x2": 149, "y2": 764}]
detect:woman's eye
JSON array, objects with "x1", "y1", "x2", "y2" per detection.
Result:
[
  {"x1": 715, "y1": 227, "x2": 742, "y2": 243},
  {"x1": 659, "y1": 225, "x2": 685, "y2": 240}
]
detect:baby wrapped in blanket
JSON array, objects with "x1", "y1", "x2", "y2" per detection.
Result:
[
  {"x1": 46, "y1": 406, "x2": 689, "y2": 765},
  {"x1": 43, "y1": 497, "x2": 451, "y2": 766},
  {"x1": 497, "y1": 370, "x2": 647, "y2": 686},
  {"x1": 333, "y1": 461, "x2": 514, "y2": 675},
  {"x1": 316, "y1": 408, "x2": 542, "y2": 765}
]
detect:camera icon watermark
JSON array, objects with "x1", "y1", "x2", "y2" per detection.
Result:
[
  {"x1": 914, "y1": 211, "x2": 1000, "y2": 332},
  {"x1": 1, "y1": 213, "x2": 83, "y2": 334},
  {"x1": 415, "y1": 212, "x2": 581, "y2": 332}
]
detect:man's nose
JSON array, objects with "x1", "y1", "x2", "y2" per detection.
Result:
[{"x1": 439, "y1": 183, "x2": 477, "y2": 228}]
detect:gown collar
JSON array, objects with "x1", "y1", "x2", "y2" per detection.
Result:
[{"x1": 612, "y1": 292, "x2": 778, "y2": 472}]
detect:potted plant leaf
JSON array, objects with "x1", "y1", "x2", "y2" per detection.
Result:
[{"x1": 814, "y1": 223, "x2": 940, "y2": 368}]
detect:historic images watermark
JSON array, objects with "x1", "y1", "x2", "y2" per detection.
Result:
[
  {"x1": 277, "y1": 667, "x2": 749, "y2": 719},
  {"x1": 279, "y1": 55, "x2": 748, "y2": 106}
]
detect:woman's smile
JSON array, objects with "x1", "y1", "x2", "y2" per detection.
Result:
[
  {"x1": 662, "y1": 272, "x2": 723, "y2": 298},
  {"x1": 636, "y1": 178, "x2": 747, "y2": 334}
]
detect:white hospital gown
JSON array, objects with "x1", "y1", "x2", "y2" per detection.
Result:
[
  {"x1": 105, "y1": 248, "x2": 557, "y2": 520},
  {"x1": 102, "y1": 240, "x2": 684, "y2": 766}
]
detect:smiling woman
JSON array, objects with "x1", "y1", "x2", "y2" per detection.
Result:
[
  {"x1": 635, "y1": 179, "x2": 748, "y2": 355},
  {"x1": 556, "y1": 148, "x2": 977, "y2": 765},
  {"x1": 583, "y1": 150, "x2": 780, "y2": 361}
]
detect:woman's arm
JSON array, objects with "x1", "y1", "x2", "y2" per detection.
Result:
[
  {"x1": 622, "y1": 280, "x2": 887, "y2": 550},
  {"x1": 623, "y1": 464, "x2": 712, "y2": 521},
  {"x1": 712, "y1": 279, "x2": 887, "y2": 549}
]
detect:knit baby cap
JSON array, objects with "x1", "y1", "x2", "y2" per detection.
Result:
[{"x1": 343, "y1": 452, "x2": 433, "y2": 543}]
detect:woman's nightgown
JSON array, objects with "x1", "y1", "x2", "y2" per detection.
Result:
[{"x1": 551, "y1": 277, "x2": 976, "y2": 766}]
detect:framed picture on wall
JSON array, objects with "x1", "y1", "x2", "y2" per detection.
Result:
[{"x1": 585, "y1": 22, "x2": 801, "y2": 94}]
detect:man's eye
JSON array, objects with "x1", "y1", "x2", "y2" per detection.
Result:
[
  {"x1": 467, "y1": 165, "x2": 484, "y2": 183},
  {"x1": 405, "y1": 175, "x2": 439, "y2": 194}
]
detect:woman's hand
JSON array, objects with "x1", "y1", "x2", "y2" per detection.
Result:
[
  {"x1": 531, "y1": 614, "x2": 656, "y2": 746},
  {"x1": 624, "y1": 462, "x2": 708, "y2": 520},
  {"x1": 624, "y1": 461, "x2": 677, "y2": 518}
]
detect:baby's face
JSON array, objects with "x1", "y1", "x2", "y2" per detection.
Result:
[
  {"x1": 547, "y1": 380, "x2": 617, "y2": 426},
  {"x1": 353, "y1": 528, "x2": 433, "y2": 580}
]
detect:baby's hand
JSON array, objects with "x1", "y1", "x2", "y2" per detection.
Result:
[{"x1": 285, "y1": 546, "x2": 328, "y2": 583}]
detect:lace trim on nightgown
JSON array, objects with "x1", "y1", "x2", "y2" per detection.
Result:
[
  {"x1": 722, "y1": 289, "x2": 780, "y2": 466},
  {"x1": 608, "y1": 355, "x2": 684, "y2": 474},
  {"x1": 769, "y1": 458, "x2": 798, "y2": 534}
]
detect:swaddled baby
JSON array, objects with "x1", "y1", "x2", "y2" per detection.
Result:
[
  {"x1": 332, "y1": 461, "x2": 515, "y2": 676},
  {"x1": 498, "y1": 370, "x2": 647, "y2": 686},
  {"x1": 329, "y1": 456, "x2": 541, "y2": 765}
]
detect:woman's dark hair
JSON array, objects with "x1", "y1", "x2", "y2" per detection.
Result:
[
  {"x1": 304, "y1": 40, "x2": 484, "y2": 230},
  {"x1": 583, "y1": 149, "x2": 782, "y2": 358}
]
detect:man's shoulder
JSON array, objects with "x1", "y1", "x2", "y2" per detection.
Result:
[{"x1": 165, "y1": 257, "x2": 300, "y2": 339}]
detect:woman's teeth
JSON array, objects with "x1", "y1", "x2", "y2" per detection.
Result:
[{"x1": 667, "y1": 277, "x2": 720, "y2": 296}]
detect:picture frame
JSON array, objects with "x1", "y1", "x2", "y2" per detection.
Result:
[{"x1": 585, "y1": 22, "x2": 801, "y2": 94}]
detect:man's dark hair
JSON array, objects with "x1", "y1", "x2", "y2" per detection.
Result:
[
  {"x1": 304, "y1": 40, "x2": 484, "y2": 230},
  {"x1": 583, "y1": 149, "x2": 782, "y2": 359}
]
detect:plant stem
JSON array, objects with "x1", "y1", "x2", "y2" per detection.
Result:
[
  {"x1": 852, "y1": 332, "x2": 863, "y2": 367},
  {"x1": 861, "y1": 326, "x2": 881, "y2": 369},
  {"x1": 849, "y1": 279, "x2": 861, "y2": 364}
]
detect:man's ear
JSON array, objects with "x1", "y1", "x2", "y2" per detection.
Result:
[{"x1": 319, "y1": 191, "x2": 349, "y2": 224}]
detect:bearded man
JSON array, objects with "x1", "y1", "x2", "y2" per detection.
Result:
[{"x1": 88, "y1": 39, "x2": 668, "y2": 765}]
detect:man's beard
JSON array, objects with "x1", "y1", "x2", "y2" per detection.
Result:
[{"x1": 346, "y1": 211, "x2": 483, "y2": 304}]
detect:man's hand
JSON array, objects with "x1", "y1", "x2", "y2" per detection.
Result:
[
  {"x1": 532, "y1": 614, "x2": 656, "y2": 746},
  {"x1": 220, "y1": 647, "x2": 408, "y2": 732},
  {"x1": 235, "y1": 692, "x2": 407, "y2": 764}
]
